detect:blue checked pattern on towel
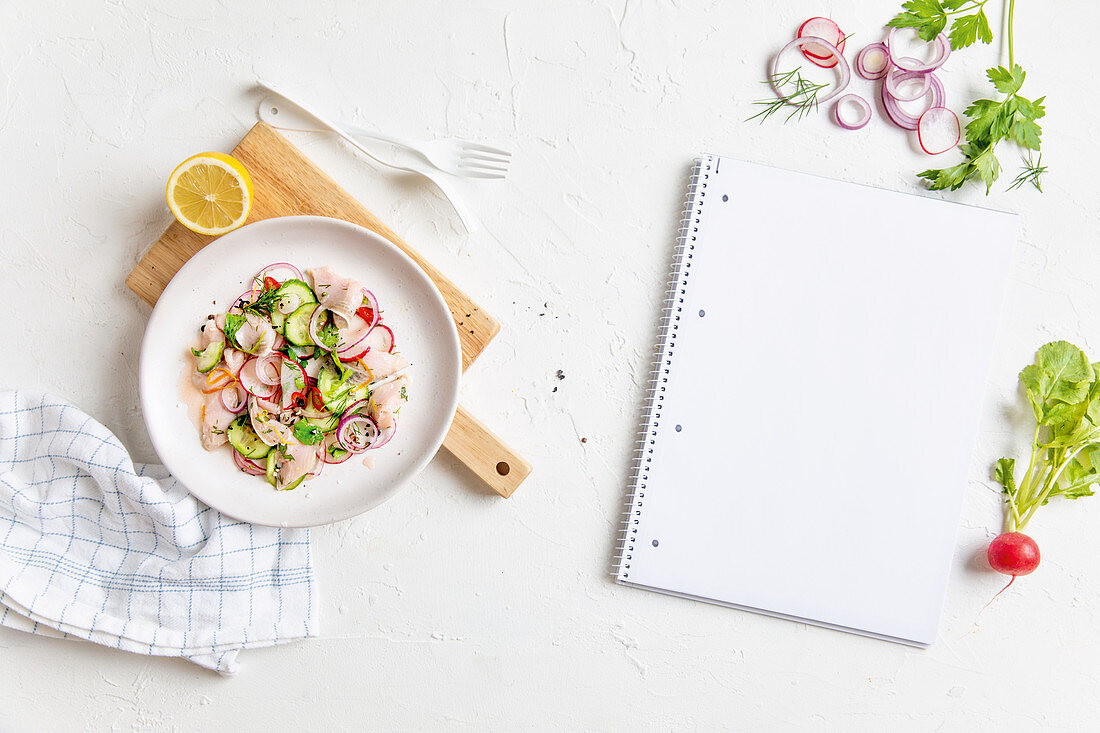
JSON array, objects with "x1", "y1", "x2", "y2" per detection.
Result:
[{"x1": 0, "y1": 390, "x2": 318, "y2": 675}]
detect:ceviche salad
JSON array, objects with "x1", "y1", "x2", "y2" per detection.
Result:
[{"x1": 190, "y1": 263, "x2": 409, "y2": 490}]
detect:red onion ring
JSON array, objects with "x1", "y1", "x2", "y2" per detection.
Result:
[
  {"x1": 833, "y1": 94, "x2": 871, "y2": 131},
  {"x1": 220, "y1": 383, "x2": 248, "y2": 413},
  {"x1": 886, "y1": 28, "x2": 950, "y2": 73},
  {"x1": 239, "y1": 357, "x2": 278, "y2": 399},
  {"x1": 772, "y1": 37, "x2": 851, "y2": 106},
  {"x1": 917, "y1": 106, "x2": 961, "y2": 155},
  {"x1": 336, "y1": 413, "x2": 380, "y2": 453},
  {"x1": 255, "y1": 353, "x2": 282, "y2": 386},
  {"x1": 884, "y1": 66, "x2": 930, "y2": 102},
  {"x1": 308, "y1": 305, "x2": 331, "y2": 351},
  {"x1": 370, "y1": 421, "x2": 396, "y2": 450},
  {"x1": 881, "y1": 72, "x2": 944, "y2": 131},
  {"x1": 855, "y1": 43, "x2": 890, "y2": 80},
  {"x1": 256, "y1": 262, "x2": 304, "y2": 282},
  {"x1": 233, "y1": 450, "x2": 267, "y2": 476}
]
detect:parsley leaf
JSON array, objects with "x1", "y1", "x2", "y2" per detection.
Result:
[
  {"x1": 948, "y1": 8, "x2": 991, "y2": 49},
  {"x1": 292, "y1": 421, "x2": 325, "y2": 446},
  {"x1": 987, "y1": 64, "x2": 1026, "y2": 95},
  {"x1": 318, "y1": 322, "x2": 340, "y2": 350},
  {"x1": 887, "y1": 0, "x2": 948, "y2": 41},
  {"x1": 223, "y1": 313, "x2": 246, "y2": 348}
]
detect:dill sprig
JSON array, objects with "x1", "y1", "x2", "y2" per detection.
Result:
[
  {"x1": 1007, "y1": 152, "x2": 1046, "y2": 192},
  {"x1": 241, "y1": 283, "x2": 283, "y2": 317},
  {"x1": 748, "y1": 69, "x2": 830, "y2": 124}
]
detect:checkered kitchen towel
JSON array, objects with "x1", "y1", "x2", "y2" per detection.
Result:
[{"x1": 0, "y1": 390, "x2": 318, "y2": 675}]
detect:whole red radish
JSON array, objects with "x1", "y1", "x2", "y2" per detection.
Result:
[{"x1": 987, "y1": 532, "x2": 1040, "y2": 576}]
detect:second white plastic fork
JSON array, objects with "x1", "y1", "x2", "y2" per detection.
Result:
[{"x1": 258, "y1": 101, "x2": 511, "y2": 180}]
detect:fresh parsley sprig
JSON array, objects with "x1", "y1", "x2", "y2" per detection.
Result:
[
  {"x1": 888, "y1": 0, "x2": 992, "y2": 48},
  {"x1": 891, "y1": 0, "x2": 1047, "y2": 193}
]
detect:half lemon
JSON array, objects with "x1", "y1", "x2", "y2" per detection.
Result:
[{"x1": 166, "y1": 152, "x2": 254, "y2": 236}]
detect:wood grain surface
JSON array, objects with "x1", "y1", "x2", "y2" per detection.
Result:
[{"x1": 126, "y1": 122, "x2": 527, "y2": 497}]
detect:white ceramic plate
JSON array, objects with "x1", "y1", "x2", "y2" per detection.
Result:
[{"x1": 139, "y1": 216, "x2": 461, "y2": 527}]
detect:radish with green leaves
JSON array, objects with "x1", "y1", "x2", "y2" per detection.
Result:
[{"x1": 992, "y1": 341, "x2": 1100, "y2": 578}]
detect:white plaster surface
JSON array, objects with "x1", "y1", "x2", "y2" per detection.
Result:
[{"x1": 1, "y1": 0, "x2": 1098, "y2": 730}]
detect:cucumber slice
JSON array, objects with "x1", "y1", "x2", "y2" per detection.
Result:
[
  {"x1": 304, "y1": 414, "x2": 340, "y2": 433},
  {"x1": 270, "y1": 309, "x2": 287, "y2": 332},
  {"x1": 191, "y1": 341, "x2": 224, "y2": 373},
  {"x1": 276, "y1": 279, "x2": 318, "y2": 307},
  {"x1": 318, "y1": 362, "x2": 352, "y2": 412},
  {"x1": 227, "y1": 415, "x2": 272, "y2": 459},
  {"x1": 265, "y1": 449, "x2": 306, "y2": 491},
  {"x1": 266, "y1": 450, "x2": 277, "y2": 486},
  {"x1": 284, "y1": 303, "x2": 318, "y2": 346}
]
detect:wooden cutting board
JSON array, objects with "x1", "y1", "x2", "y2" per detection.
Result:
[{"x1": 127, "y1": 121, "x2": 529, "y2": 498}]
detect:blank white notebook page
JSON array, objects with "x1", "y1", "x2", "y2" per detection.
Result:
[{"x1": 618, "y1": 157, "x2": 1017, "y2": 645}]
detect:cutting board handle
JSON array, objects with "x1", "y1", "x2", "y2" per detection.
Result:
[{"x1": 443, "y1": 405, "x2": 531, "y2": 498}]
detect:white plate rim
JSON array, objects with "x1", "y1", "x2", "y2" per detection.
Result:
[{"x1": 138, "y1": 215, "x2": 461, "y2": 527}]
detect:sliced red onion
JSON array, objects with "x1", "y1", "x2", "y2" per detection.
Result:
[
  {"x1": 855, "y1": 43, "x2": 890, "y2": 80},
  {"x1": 361, "y1": 289, "x2": 380, "y2": 327},
  {"x1": 336, "y1": 412, "x2": 380, "y2": 453},
  {"x1": 233, "y1": 449, "x2": 267, "y2": 476},
  {"x1": 917, "y1": 107, "x2": 961, "y2": 155},
  {"x1": 255, "y1": 353, "x2": 282, "y2": 386},
  {"x1": 797, "y1": 17, "x2": 846, "y2": 68},
  {"x1": 884, "y1": 66, "x2": 930, "y2": 102},
  {"x1": 308, "y1": 305, "x2": 331, "y2": 351},
  {"x1": 370, "y1": 421, "x2": 396, "y2": 450},
  {"x1": 886, "y1": 28, "x2": 950, "y2": 73},
  {"x1": 772, "y1": 37, "x2": 851, "y2": 106},
  {"x1": 344, "y1": 398, "x2": 371, "y2": 416},
  {"x1": 239, "y1": 358, "x2": 278, "y2": 399},
  {"x1": 256, "y1": 262, "x2": 304, "y2": 282},
  {"x1": 220, "y1": 384, "x2": 248, "y2": 413},
  {"x1": 881, "y1": 72, "x2": 944, "y2": 131},
  {"x1": 833, "y1": 94, "x2": 871, "y2": 130}
]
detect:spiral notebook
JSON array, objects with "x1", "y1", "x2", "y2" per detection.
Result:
[{"x1": 615, "y1": 156, "x2": 1018, "y2": 646}]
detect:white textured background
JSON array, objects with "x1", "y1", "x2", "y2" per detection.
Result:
[{"x1": 1, "y1": 0, "x2": 1098, "y2": 730}]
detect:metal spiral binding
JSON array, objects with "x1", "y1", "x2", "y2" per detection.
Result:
[{"x1": 613, "y1": 155, "x2": 711, "y2": 581}]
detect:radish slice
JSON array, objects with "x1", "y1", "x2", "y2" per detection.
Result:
[
  {"x1": 917, "y1": 106, "x2": 961, "y2": 155},
  {"x1": 363, "y1": 324, "x2": 396, "y2": 353},
  {"x1": 881, "y1": 72, "x2": 944, "y2": 131},
  {"x1": 334, "y1": 313, "x2": 375, "y2": 356},
  {"x1": 855, "y1": 43, "x2": 890, "y2": 80},
  {"x1": 884, "y1": 66, "x2": 930, "y2": 102},
  {"x1": 833, "y1": 94, "x2": 871, "y2": 130},
  {"x1": 772, "y1": 37, "x2": 851, "y2": 106},
  {"x1": 797, "y1": 17, "x2": 846, "y2": 68},
  {"x1": 886, "y1": 28, "x2": 950, "y2": 73}
]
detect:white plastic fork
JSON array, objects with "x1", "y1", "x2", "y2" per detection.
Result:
[
  {"x1": 256, "y1": 81, "x2": 482, "y2": 234},
  {"x1": 259, "y1": 102, "x2": 510, "y2": 180}
]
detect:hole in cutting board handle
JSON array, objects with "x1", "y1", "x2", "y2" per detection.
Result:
[{"x1": 496, "y1": 461, "x2": 510, "y2": 476}]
